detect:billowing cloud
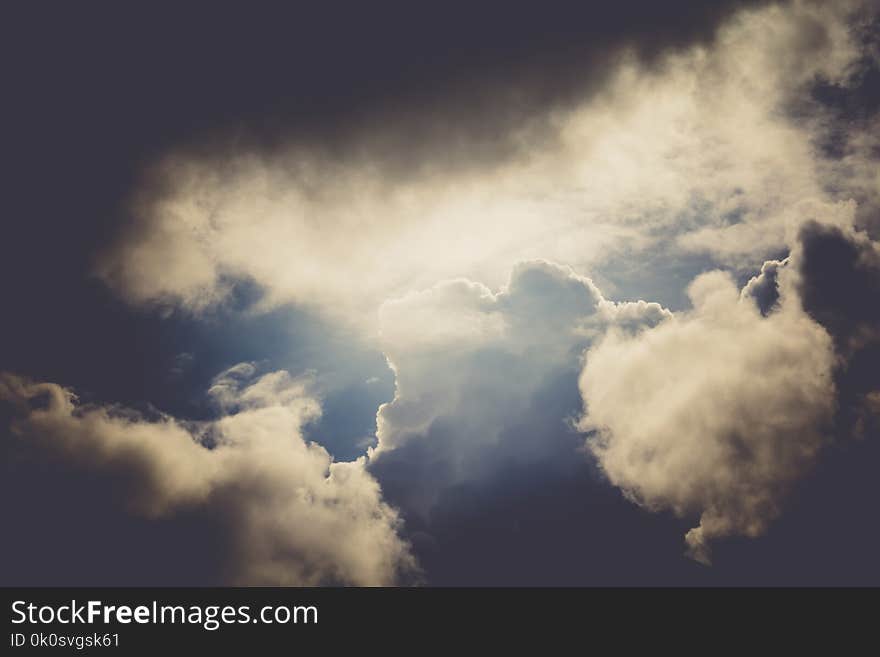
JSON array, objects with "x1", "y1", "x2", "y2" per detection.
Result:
[
  {"x1": 0, "y1": 367, "x2": 414, "y2": 585},
  {"x1": 94, "y1": 1, "x2": 876, "y2": 325},
  {"x1": 370, "y1": 260, "x2": 667, "y2": 517},
  {"x1": 578, "y1": 267, "x2": 837, "y2": 564}
]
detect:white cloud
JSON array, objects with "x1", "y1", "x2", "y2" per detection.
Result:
[
  {"x1": 94, "y1": 2, "x2": 876, "y2": 325},
  {"x1": 578, "y1": 266, "x2": 837, "y2": 564},
  {"x1": 0, "y1": 367, "x2": 414, "y2": 585}
]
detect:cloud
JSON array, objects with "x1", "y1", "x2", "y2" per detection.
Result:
[
  {"x1": 368, "y1": 221, "x2": 871, "y2": 574},
  {"x1": 370, "y1": 260, "x2": 667, "y2": 518},
  {"x1": 373, "y1": 260, "x2": 668, "y2": 456},
  {"x1": 3, "y1": 2, "x2": 778, "y2": 344},
  {"x1": 93, "y1": 2, "x2": 876, "y2": 324},
  {"x1": 741, "y1": 257, "x2": 788, "y2": 316},
  {"x1": 796, "y1": 221, "x2": 880, "y2": 353},
  {"x1": 363, "y1": 259, "x2": 686, "y2": 583},
  {"x1": 795, "y1": 220, "x2": 880, "y2": 440},
  {"x1": 578, "y1": 267, "x2": 837, "y2": 564},
  {"x1": 0, "y1": 367, "x2": 414, "y2": 585}
]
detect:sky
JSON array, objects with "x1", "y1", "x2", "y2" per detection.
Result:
[{"x1": 2, "y1": 0, "x2": 879, "y2": 585}]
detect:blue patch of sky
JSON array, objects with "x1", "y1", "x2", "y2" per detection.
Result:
[{"x1": 9, "y1": 275, "x2": 393, "y2": 461}]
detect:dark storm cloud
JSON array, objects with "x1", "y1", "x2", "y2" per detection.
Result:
[
  {"x1": 798, "y1": 221, "x2": 880, "y2": 353},
  {"x1": 368, "y1": 366, "x2": 702, "y2": 585},
  {"x1": 390, "y1": 449, "x2": 704, "y2": 586},
  {"x1": 370, "y1": 366, "x2": 588, "y2": 522},
  {"x1": 714, "y1": 220, "x2": 880, "y2": 584},
  {"x1": 797, "y1": 221, "x2": 880, "y2": 441}
]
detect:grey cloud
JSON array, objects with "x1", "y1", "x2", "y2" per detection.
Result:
[
  {"x1": 796, "y1": 220, "x2": 880, "y2": 440},
  {"x1": 796, "y1": 8, "x2": 880, "y2": 235},
  {"x1": 796, "y1": 221, "x2": 880, "y2": 353},
  {"x1": 371, "y1": 260, "x2": 668, "y2": 516}
]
